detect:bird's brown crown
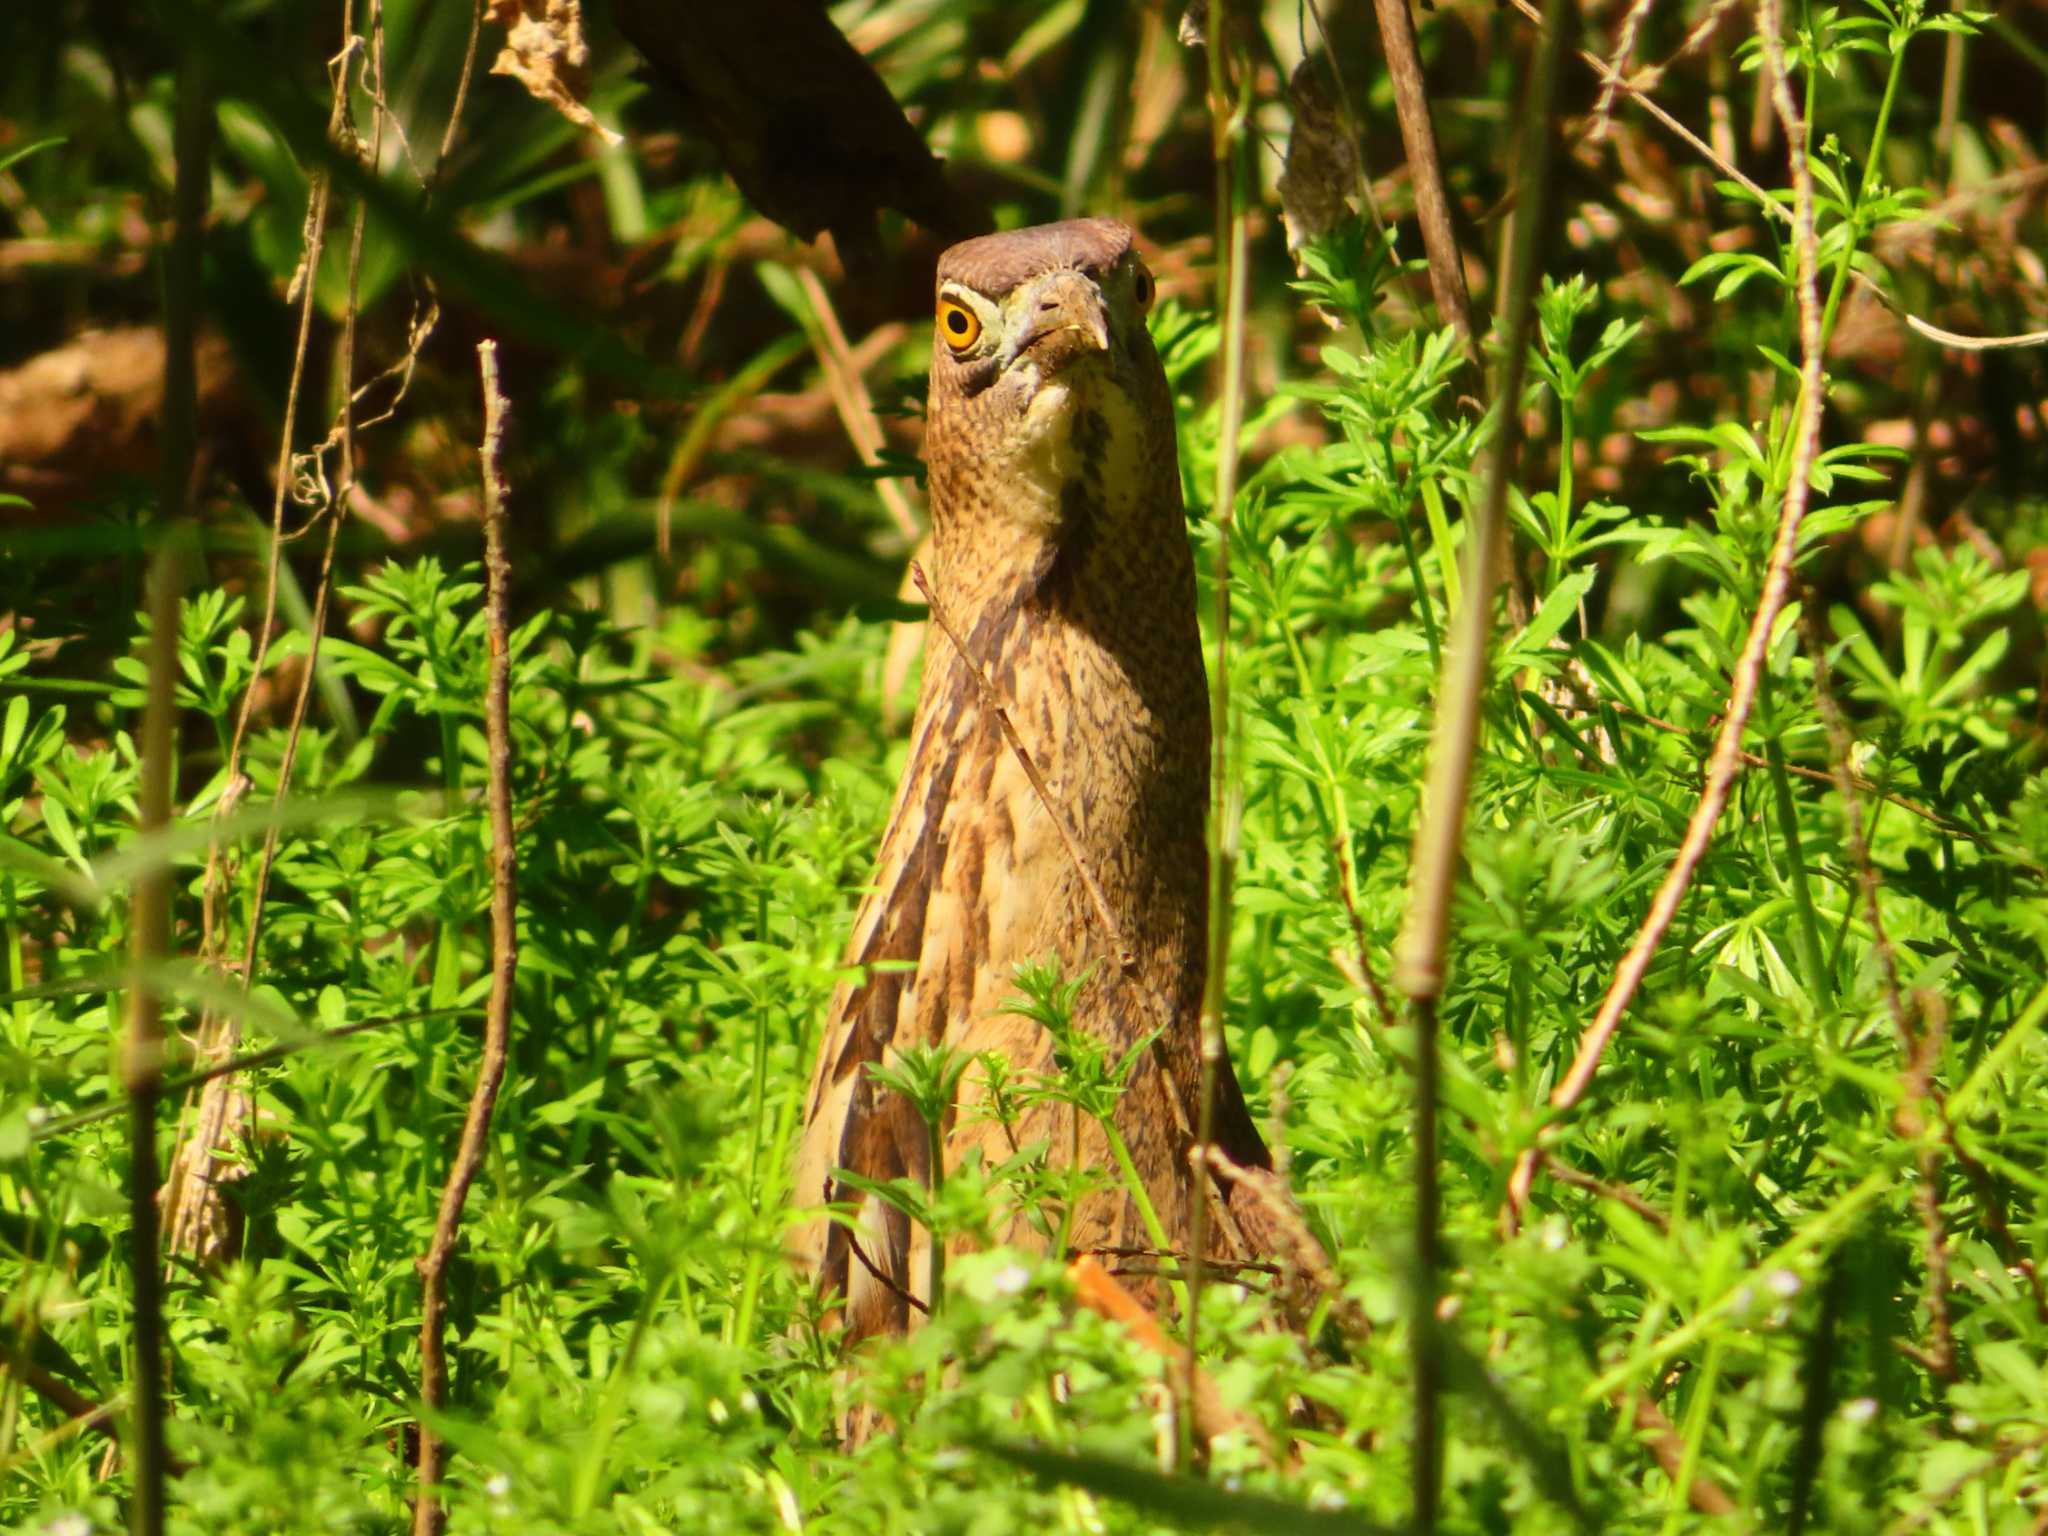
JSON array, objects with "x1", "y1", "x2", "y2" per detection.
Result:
[{"x1": 936, "y1": 218, "x2": 1135, "y2": 296}]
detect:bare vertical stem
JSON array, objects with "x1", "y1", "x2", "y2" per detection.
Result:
[
  {"x1": 1367, "y1": 0, "x2": 1476, "y2": 352},
  {"x1": 125, "y1": 29, "x2": 213, "y2": 1531},
  {"x1": 1392, "y1": 0, "x2": 1574, "y2": 1522},
  {"x1": 413, "y1": 341, "x2": 520, "y2": 1536},
  {"x1": 1184, "y1": 0, "x2": 1251, "y2": 1460},
  {"x1": 126, "y1": 552, "x2": 185, "y2": 1536},
  {"x1": 1501, "y1": 0, "x2": 1830, "y2": 1228}
]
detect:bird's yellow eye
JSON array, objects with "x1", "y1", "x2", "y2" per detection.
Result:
[
  {"x1": 938, "y1": 298, "x2": 982, "y2": 352},
  {"x1": 1133, "y1": 266, "x2": 1155, "y2": 311}
]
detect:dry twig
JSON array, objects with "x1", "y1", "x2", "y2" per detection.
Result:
[
  {"x1": 413, "y1": 342, "x2": 521, "y2": 1536},
  {"x1": 1366, "y1": 0, "x2": 1475, "y2": 352},
  {"x1": 1502, "y1": 0, "x2": 1831, "y2": 1229}
]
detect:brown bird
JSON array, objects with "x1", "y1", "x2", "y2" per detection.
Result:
[{"x1": 792, "y1": 218, "x2": 1274, "y2": 1338}]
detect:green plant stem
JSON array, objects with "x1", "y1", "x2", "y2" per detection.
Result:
[
  {"x1": 1389, "y1": 509, "x2": 1442, "y2": 674},
  {"x1": 570, "y1": 1269, "x2": 673, "y2": 1517},
  {"x1": 1100, "y1": 1118, "x2": 1179, "y2": 1306},
  {"x1": 1189, "y1": 0, "x2": 1252, "y2": 1470},
  {"x1": 1420, "y1": 480, "x2": 1462, "y2": 621},
  {"x1": 5, "y1": 878, "x2": 23, "y2": 1031},
  {"x1": 1814, "y1": 36, "x2": 1909, "y2": 354},
  {"x1": 431, "y1": 712, "x2": 465, "y2": 1011},
  {"x1": 1660, "y1": 1338, "x2": 1725, "y2": 1532},
  {"x1": 926, "y1": 1116, "x2": 946, "y2": 1313},
  {"x1": 1766, "y1": 736, "x2": 1834, "y2": 1010}
]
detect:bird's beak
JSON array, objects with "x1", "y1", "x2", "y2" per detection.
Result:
[{"x1": 1004, "y1": 271, "x2": 1112, "y2": 372}]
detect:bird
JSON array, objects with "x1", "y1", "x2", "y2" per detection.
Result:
[{"x1": 791, "y1": 218, "x2": 1275, "y2": 1339}]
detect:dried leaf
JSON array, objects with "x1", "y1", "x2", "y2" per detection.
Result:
[
  {"x1": 1277, "y1": 57, "x2": 1361, "y2": 263},
  {"x1": 487, "y1": 0, "x2": 622, "y2": 148}
]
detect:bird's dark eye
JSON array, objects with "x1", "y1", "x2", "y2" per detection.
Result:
[
  {"x1": 1133, "y1": 267, "x2": 1155, "y2": 311},
  {"x1": 937, "y1": 298, "x2": 982, "y2": 352}
]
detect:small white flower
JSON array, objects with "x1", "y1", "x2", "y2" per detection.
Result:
[
  {"x1": 1841, "y1": 1398, "x2": 1878, "y2": 1425},
  {"x1": 1308, "y1": 1487, "x2": 1348, "y2": 1512},
  {"x1": 1766, "y1": 1268, "x2": 1802, "y2": 1299},
  {"x1": 26, "y1": 1106, "x2": 48, "y2": 1126},
  {"x1": 1953, "y1": 1412, "x2": 1978, "y2": 1434},
  {"x1": 43, "y1": 1515, "x2": 91, "y2": 1536},
  {"x1": 1540, "y1": 1218, "x2": 1568, "y2": 1252},
  {"x1": 991, "y1": 1262, "x2": 1031, "y2": 1296}
]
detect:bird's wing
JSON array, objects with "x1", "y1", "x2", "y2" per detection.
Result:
[{"x1": 790, "y1": 682, "x2": 975, "y2": 1335}]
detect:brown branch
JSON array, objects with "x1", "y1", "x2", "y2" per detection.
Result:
[
  {"x1": 413, "y1": 342, "x2": 521, "y2": 1536},
  {"x1": 1389, "y1": 0, "x2": 1572, "y2": 1517},
  {"x1": 1590, "y1": 0, "x2": 1659, "y2": 139},
  {"x1": 793, "y1": 267, "x2": 920, "y2": 543},
  {"x1": 1366, "y1": 0, "x2": 1475, "y2": 351},
  {"x1": 1544, "y1": 1153, "x2": 1670, "y2": 1232},
  {"x1": 1896, "y1": 998, "x2": 1956, "y2": 1380},
  {"x1": 1629, "y1": 1393, "x2": 1740, "y2": 1516},
  {"x1": 8, "y1": 1367, "x2": 124, "y2": 1457},
  {"x1": 1799, "y1": 594, "x2": 1966, "y2": 1370},
  {"x1": 908, "y1": 563, "x2": 1131, "y2": 970},
  {"x1": 833, "y1": 1221, "x2": 928, "y2": 1317},
  {"x1": 121, "y1": 29, "x2": 215, "y2": 1530},
  {"x1": 1502, "y1": 0, "x2": 1829, "y2": 1230}
]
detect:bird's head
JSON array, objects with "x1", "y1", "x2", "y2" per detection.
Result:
[{"x1": 924, "y1": 218, "x2": 1169, "y2": 542}]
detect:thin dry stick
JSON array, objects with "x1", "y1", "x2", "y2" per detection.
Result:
[
  {"x1": 165, "y1": 0, "x2": 416, "y2": 1267},
  {"x1": 793, "y1": 267, "x2": 921, "y2": 543},
  {"x1": 1501, "y1": 0, "x2": 1831, "y2": 1229},
  {"x1": 1185, "y1": 2, "x2": 1253, "y2": 1467},
  {"x1": 907, "y1": 563, "x2": 1130, "y2": 967},
  {"x1": 1591, "y1": 0, "x2": 1659, "y2": 138},
  {"x1": 413, "y1": 341, "x2": 520, "y2": 1536},
  {"x1": 1367, "y1": 0, "x2": 1476, "y2": 352},
  {"x1": 6, "y1": 1369, "x2": 127, "y2": 1462},
  {"x1": 161, "y1": 36, "x2": 345, "y2": 1267},
  {"x1": 1629, "y1": 1394, "x2": 1740, "y2": 1516},
  {"x1": 1392, "y1": 0, "x2": 1571, "y2": 1515},
  {"x1": 123, "y1": 31, "x2": 213, "y2": 1527},
  {"x1": 1544, "y1": 1153, "x2": 1670, "y2": 1231},
  {"x1": 1799, "y1": 599, "x2": 1912, "y2": 1031},
  {"x1": 126, "y1": 540, "x2": 184, "y2": 1536}
]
